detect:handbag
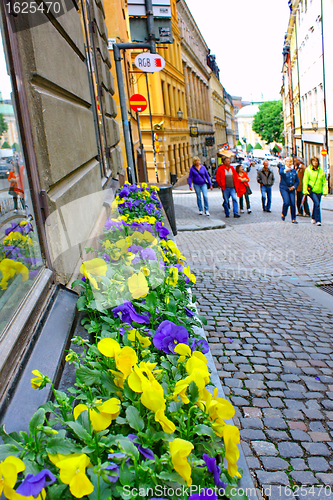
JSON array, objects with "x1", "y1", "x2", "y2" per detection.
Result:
[
  {"x1": 307, "y1": 170, "x2": 320, "y2": 194},
  {"x1": 196, "y1": 167, "x2": 211, "y2": 186},
  {"x1": 246, "y1": 185, "x2": 252, "y2": 195},
  {"x1": 8, "y1": 186, "x2": 16, "y2": 196}
]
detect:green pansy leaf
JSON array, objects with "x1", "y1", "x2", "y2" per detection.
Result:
[
  {"x1": 116, "y1": 437, "x2": 139, "y2": 460},
  {"x1": 71, "y1": 279, "x2": 88, "y2": 289},
  {"x1": 28, "y1": 408, "x2": 46, "y2": 434},
  {"x1": 46, "y1": 483, "x2": 68, "y2": 500},
  {"x1": 0, "y1": 426, "x2": 21, "y2": 446},
  {"x1": 193, "y1": 424, "x2": 215, "y2": 439},
  {"x1": 77, "y1": 296, "x2": 87, "y2": 311},
  {"x1": 0, "y1": 444, "x2": 20, "y2": 460},
  {"x1": 67, "y1": 421, "x2": 92, "y2": 443},
  {"x1": 119, "y1": 465, "x2": 136, "y2": 487},
  {"x1": 158, "y1": 471, "x2": 186, "y2": 484},
  {"x1": 191, "y1": 294, "x2": 197, "y2": 303},
  {"x1": 116, "y1": 417, "x2": 128, "y2": 425},
  {"x1": 45, "y1": 436, "x2": 77, "y2": 455},
  {"x1": 188, "y1": 381, "x2": 199, "y2": 402},
  {"x1": 126, "y1": 406, "x2": 144, "y2": 432},
  {"x1": 76, "y1": 366, "x2": 101, "y2": 385},
  {"x1": 172, "y1": 289, "x2": 182, "y2": 300},
  {"x1": 168, "y1": 401, "x2": 183, "y2": 413}
]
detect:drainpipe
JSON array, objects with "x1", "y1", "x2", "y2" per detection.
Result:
[
  {"x1": 320, "y1": 0, "x2": 330, "y2": 183},
  {"x1": 294, "y1": 13, "x2": 304, "y2": 159}
]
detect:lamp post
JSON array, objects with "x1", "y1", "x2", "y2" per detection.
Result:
[{"x1": 177, "y1": 108, "x2": 183, "y2": 120}]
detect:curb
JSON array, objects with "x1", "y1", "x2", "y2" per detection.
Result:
[
  {"x1": 177, "y1": 219, "x2": 226, "y2": 232},
  {"x1": 192, "y1": 326, "x2": 259, "y2": 500}
]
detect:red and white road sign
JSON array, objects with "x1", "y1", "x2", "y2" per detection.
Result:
[
  {"x1": 129, "y1": 94, "x2": 148, "y2": 113},
  {"x1": 222, "y1": 143, "x2": 229, "y2": 150},
  {"x1": 134, "y1": 53, "x2": 166, "y2": 73},
  {"x1": 321, "y1": 149, "x2": 328, "y2": 156}
]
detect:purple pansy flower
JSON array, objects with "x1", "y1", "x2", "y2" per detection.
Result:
[
  {"x1": 140, "y1": 248, "x2": 157, "y2": 261},
  {"x1": 119, "y1": 187, "x2": 130, "y2": 198},
  {"x1": 145, "y1": 203, "x2": 155, "y2": 215},
  {"x1": 190, "y1": 338, "x2": 209, "y2": 354},
  {"x1": 153, "y1": 320, "x2": 189, "y2": 354},
  {"x1": 128, "y1": 244, "x2": 144, "y2": 254},
  {"x1": 155, "y1": 221, "x2": 170, "y2": 239},
  {"x1": 189, "y1": 489, "x2": 219, "y2": 500},
  {"x1": 5, "y1": 222, "x2": 20, "y2": 235},
  {"x1": 184, "y1": 306, "x2": 195, "y2": 318},
  {"x1": 16, "y1": 469, "x2": 56, "y2": 497},
  {"x1": 105, "y1": 219, "x2": 123, "y2": 231},
  {"x1": 132, "y1": 255, "x2": 141, "y2": 265},
  {"x1": 103, "y1": 253, "x2": 111, "y2": 262},
  {"x1": 203, "y1": 454, "x2": 227, "y2": 488},
  {"x1": 108, "y1": 452, "x2": 126, "y2": 460},
  {"x1": 105, "y1": 463, "x2": 119, "y2": 483},
  {"x1": 128, "y1": 434, "x2": 155, "y2": 461},
  {"x1": 154, "y1": 210, "x2": 162, "y2": 218},
  {"x1": 112, "y1": 301, "x2": 150, "y2": 324},
  {"x1": 129, "y1": 184, "x2": 139, "y2": 193}
]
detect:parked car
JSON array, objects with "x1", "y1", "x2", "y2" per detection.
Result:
[{"x1": 0, "y1": 161, "x2": 10, "y2": 179}]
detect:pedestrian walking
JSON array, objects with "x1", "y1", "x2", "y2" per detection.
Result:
[
  {"x1": 279, "y1": 157, "x2": 299, "y2": 223},
  {"x1": 188, "y1": 156, "x2": 213, "y2": 216},
  {"x1": 7, "y1": 162, "x2": 19, "y2": 213},
  {"x1": 257, "y1": 160, "x2": 275, "y2": 212},
  {"x1": 302, "y1": 156, "x2": 328, "y2": 226},
  {"x1": 216, "y1": 156, "x2": 240, "y2": 218},
  {"x1": 295, "y1": 157, "x2": 310, "y2": 217},
  {"x1": 235, "y1": 164, "x2": 251, "y2": 213}
]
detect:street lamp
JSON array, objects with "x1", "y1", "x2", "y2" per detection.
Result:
[
  {"x1": 177, "y1": 108, "x2": 183, "y2": 120},
  {"x1": 312, "y1": 118, "x2": 318, "y2": 131}
]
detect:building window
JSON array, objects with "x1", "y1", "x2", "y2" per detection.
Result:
[{"x1": 0, "y1": 26, "x2": 43, "y2": 337}]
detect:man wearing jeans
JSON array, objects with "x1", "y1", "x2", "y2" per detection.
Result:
[
  {"x1": 257, "y1": 160, "x2": 275, "y2": 212},
  {"x1": 216, "y1": 157, "x2": 240, "y2": 218}
]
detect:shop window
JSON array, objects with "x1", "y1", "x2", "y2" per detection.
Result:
[{"x1": 0, "y1": 29, "x2": 43, "y2": 336}]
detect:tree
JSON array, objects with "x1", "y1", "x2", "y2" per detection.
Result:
[
  {"x1": 0, "y1": 113, "x2": 8, "y2": 137},
  {"x1": 246, "y1": 143, "x2": 253, "y2": 152},
  {"x1": 271, "y1": 144, "x2": 281, "y2": 154},
  {"x1": 236, "y1": 139, "x2": 242, "y2": 146},
  {"x1": 12, "y1": 142, "x2": 20, "y2": 152},
  {"x1": 1, "y1": 141, "x2": 11, "y2": 149},
  {"x1": 254, "y1": 142, "x2": 262, "y2": 149},
  {"x1": 252, "y1": 100, "x2": 284, "y2": 144}
]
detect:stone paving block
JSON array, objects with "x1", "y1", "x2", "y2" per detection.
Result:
[
  {"x1": 262, "y1": 485, "x2": 295, "y2": 500},
  {"x1": 243, "y1": 407, "x2": 262, "y2": 418},
  {"x1": 240, "y1": 418, "x2": 263, "y2": 429},
  {"x1": 290, "y1": 430, "x2": 311, "y2": 442},
  {"x1": 291, "y1": 458, "x2": 307, "y2": 470},
  {"x1": 261, "y1": 457, "x2": 289, "y2": 471},
  {"x1": 264, "y1": 418, "x2": 287, "y2": 430},
  {"x1": 302, "y1": 442, "x2": 331, "y2": 456},
  {"x1": 266, "y1": 430, "x2": 291, "y2": 441},
  {"x1": 252, "y1": 441, "x2": 278, "y2": 456},
  {"x1": 278, "y1": 442, "x2": 303, "y2": 458},
  {"x1": 255, "y1": 471, "x2": 289, "y2": 485},
  {"x1": 309, "y1": 431, "x2": 331, "y2": 442},
  {"x1": 252, "y1": 398, "x2": 269, "y2": 408},
  {"x1": 308, "y1": 457, "x2": 330, "y2": 472},
  {"x1": 315, "y1": 473, "x2": 333, "y2": 485},
  {"x1": 290, "y1": 471, "x2": 318, "y2": 485},
  {"x1": 241, "y1": 429, "x2": 266, "y2": 441}
]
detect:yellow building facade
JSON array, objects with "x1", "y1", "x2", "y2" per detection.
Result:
[{"x1": 105, "y1": 0, "x2": 190, "y2": 184}]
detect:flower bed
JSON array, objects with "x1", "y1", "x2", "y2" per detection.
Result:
[{"x1": 0, "y1": 183, "x2": 247, "y2": 500}]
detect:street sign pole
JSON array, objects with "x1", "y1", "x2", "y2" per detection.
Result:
[
  {"x1": 145, "y1": 72, "x2": 159, "y2": 183},
  {"x1": 136, "y1": 111, "x2": 148, "y2": 183}
]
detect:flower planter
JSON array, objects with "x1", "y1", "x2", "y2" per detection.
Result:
[{"x1": 0, "y1": 183, "x2": 250, "y2": 500}]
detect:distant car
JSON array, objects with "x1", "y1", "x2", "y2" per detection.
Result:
[
  {"x1": 0, "y1": 163, "x2": 9, "y2": 179},
  {"x1": 270, "y1": 159, "x2": 283, "y2": 167}
]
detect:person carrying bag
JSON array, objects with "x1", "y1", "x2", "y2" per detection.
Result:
[
  {"x1": 235, "y1": 164, "x2": 252, "y2": 213},
  {"x1": 302, "y1": 156, "x2": 328, "y2": 226},
  {"x1": 188, "y1": 156, "x2": 213, "y2": 216}
]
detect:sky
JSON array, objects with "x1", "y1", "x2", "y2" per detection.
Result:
[
  {"x1": 0, "y1": 32, "x2": 12, "y2": 100},
  {"x1": 186, "y1": 0, "x2": 290, "y2": 102}
]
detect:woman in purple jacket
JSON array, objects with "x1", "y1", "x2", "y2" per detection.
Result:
[{"x1": 188, "y1": 156, "x2": 213, "y2": 215}]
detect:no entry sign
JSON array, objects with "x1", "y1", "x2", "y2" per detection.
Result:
[
  {"x1": 134, "y1": 53, "x2": 166, "y2": 73},
  {"x1": 129, "y1": 94, "x2": 148, "y2": 112}
]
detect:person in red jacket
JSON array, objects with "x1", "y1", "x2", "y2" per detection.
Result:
[
  {"x1": 216, "y1": 156, "x2": 240, "y2": 218},
  {"x1": 236, "y1": 164, "x2": 251, "y2": 213}
]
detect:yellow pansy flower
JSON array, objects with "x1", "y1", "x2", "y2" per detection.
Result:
[
  {"x1": 169, "y1": 438, "x2": 194, "y2": 486},
  {"x1": 0, "y1": 258, "x2": 29, "y2": 290},
  {"x1": 0, "y1": 456, "x2": 25, "y2": 499},
  {"x1": 127, "y1": 329, "x2": 151, "y2": 348},
  {"x1": 3, "y1": 232, "x2": 27, "y2": 245},
  {"x1": 140, "y1": 266, "x2": 150, "y2": 277},
  {"x1": 183, "y1": 266, "x2": 196, "y2": 284},
  {"x1": 116, "y1": 346, "x2": 138, "y2": 378},
  {"x1": 80, "y1": 258, "x2": 107, "y2": 290},
  {"x1": 223, "y1": 425, "x2": 241, "y2": 477},
  {"x1": 31, "y1": 369, "x2": 44, "y2": 389},
  {"x1": 166, "y1": 266, "x2": 178, "y2": 287},
  {"x1": 73, "y1": 398, "x2": 121, "y2": 432},
  {"x1": 53, "y1": 453, "x2": 94, "y2": 498},
  {"x1": 128, "y1": 272, "x2": 149, "y2": 299},
  {"x1": 97, "y1": 338, "x2": 121, "y2": 358},
  {"x1": 166, "y1": 240, "x2": 181, "y2": 258}
]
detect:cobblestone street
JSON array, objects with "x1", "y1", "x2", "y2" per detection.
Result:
[{"x1": 174, "y1": 170, "x2": 333, "y2": 499}]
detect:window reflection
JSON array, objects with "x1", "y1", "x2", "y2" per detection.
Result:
[{"x1": 0, "y1": 25, "x2": 43, "y2": 335}]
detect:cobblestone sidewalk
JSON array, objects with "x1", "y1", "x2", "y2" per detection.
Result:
[{"x1": 175, "y1": 189, "x2": 333, "y2": 499}]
